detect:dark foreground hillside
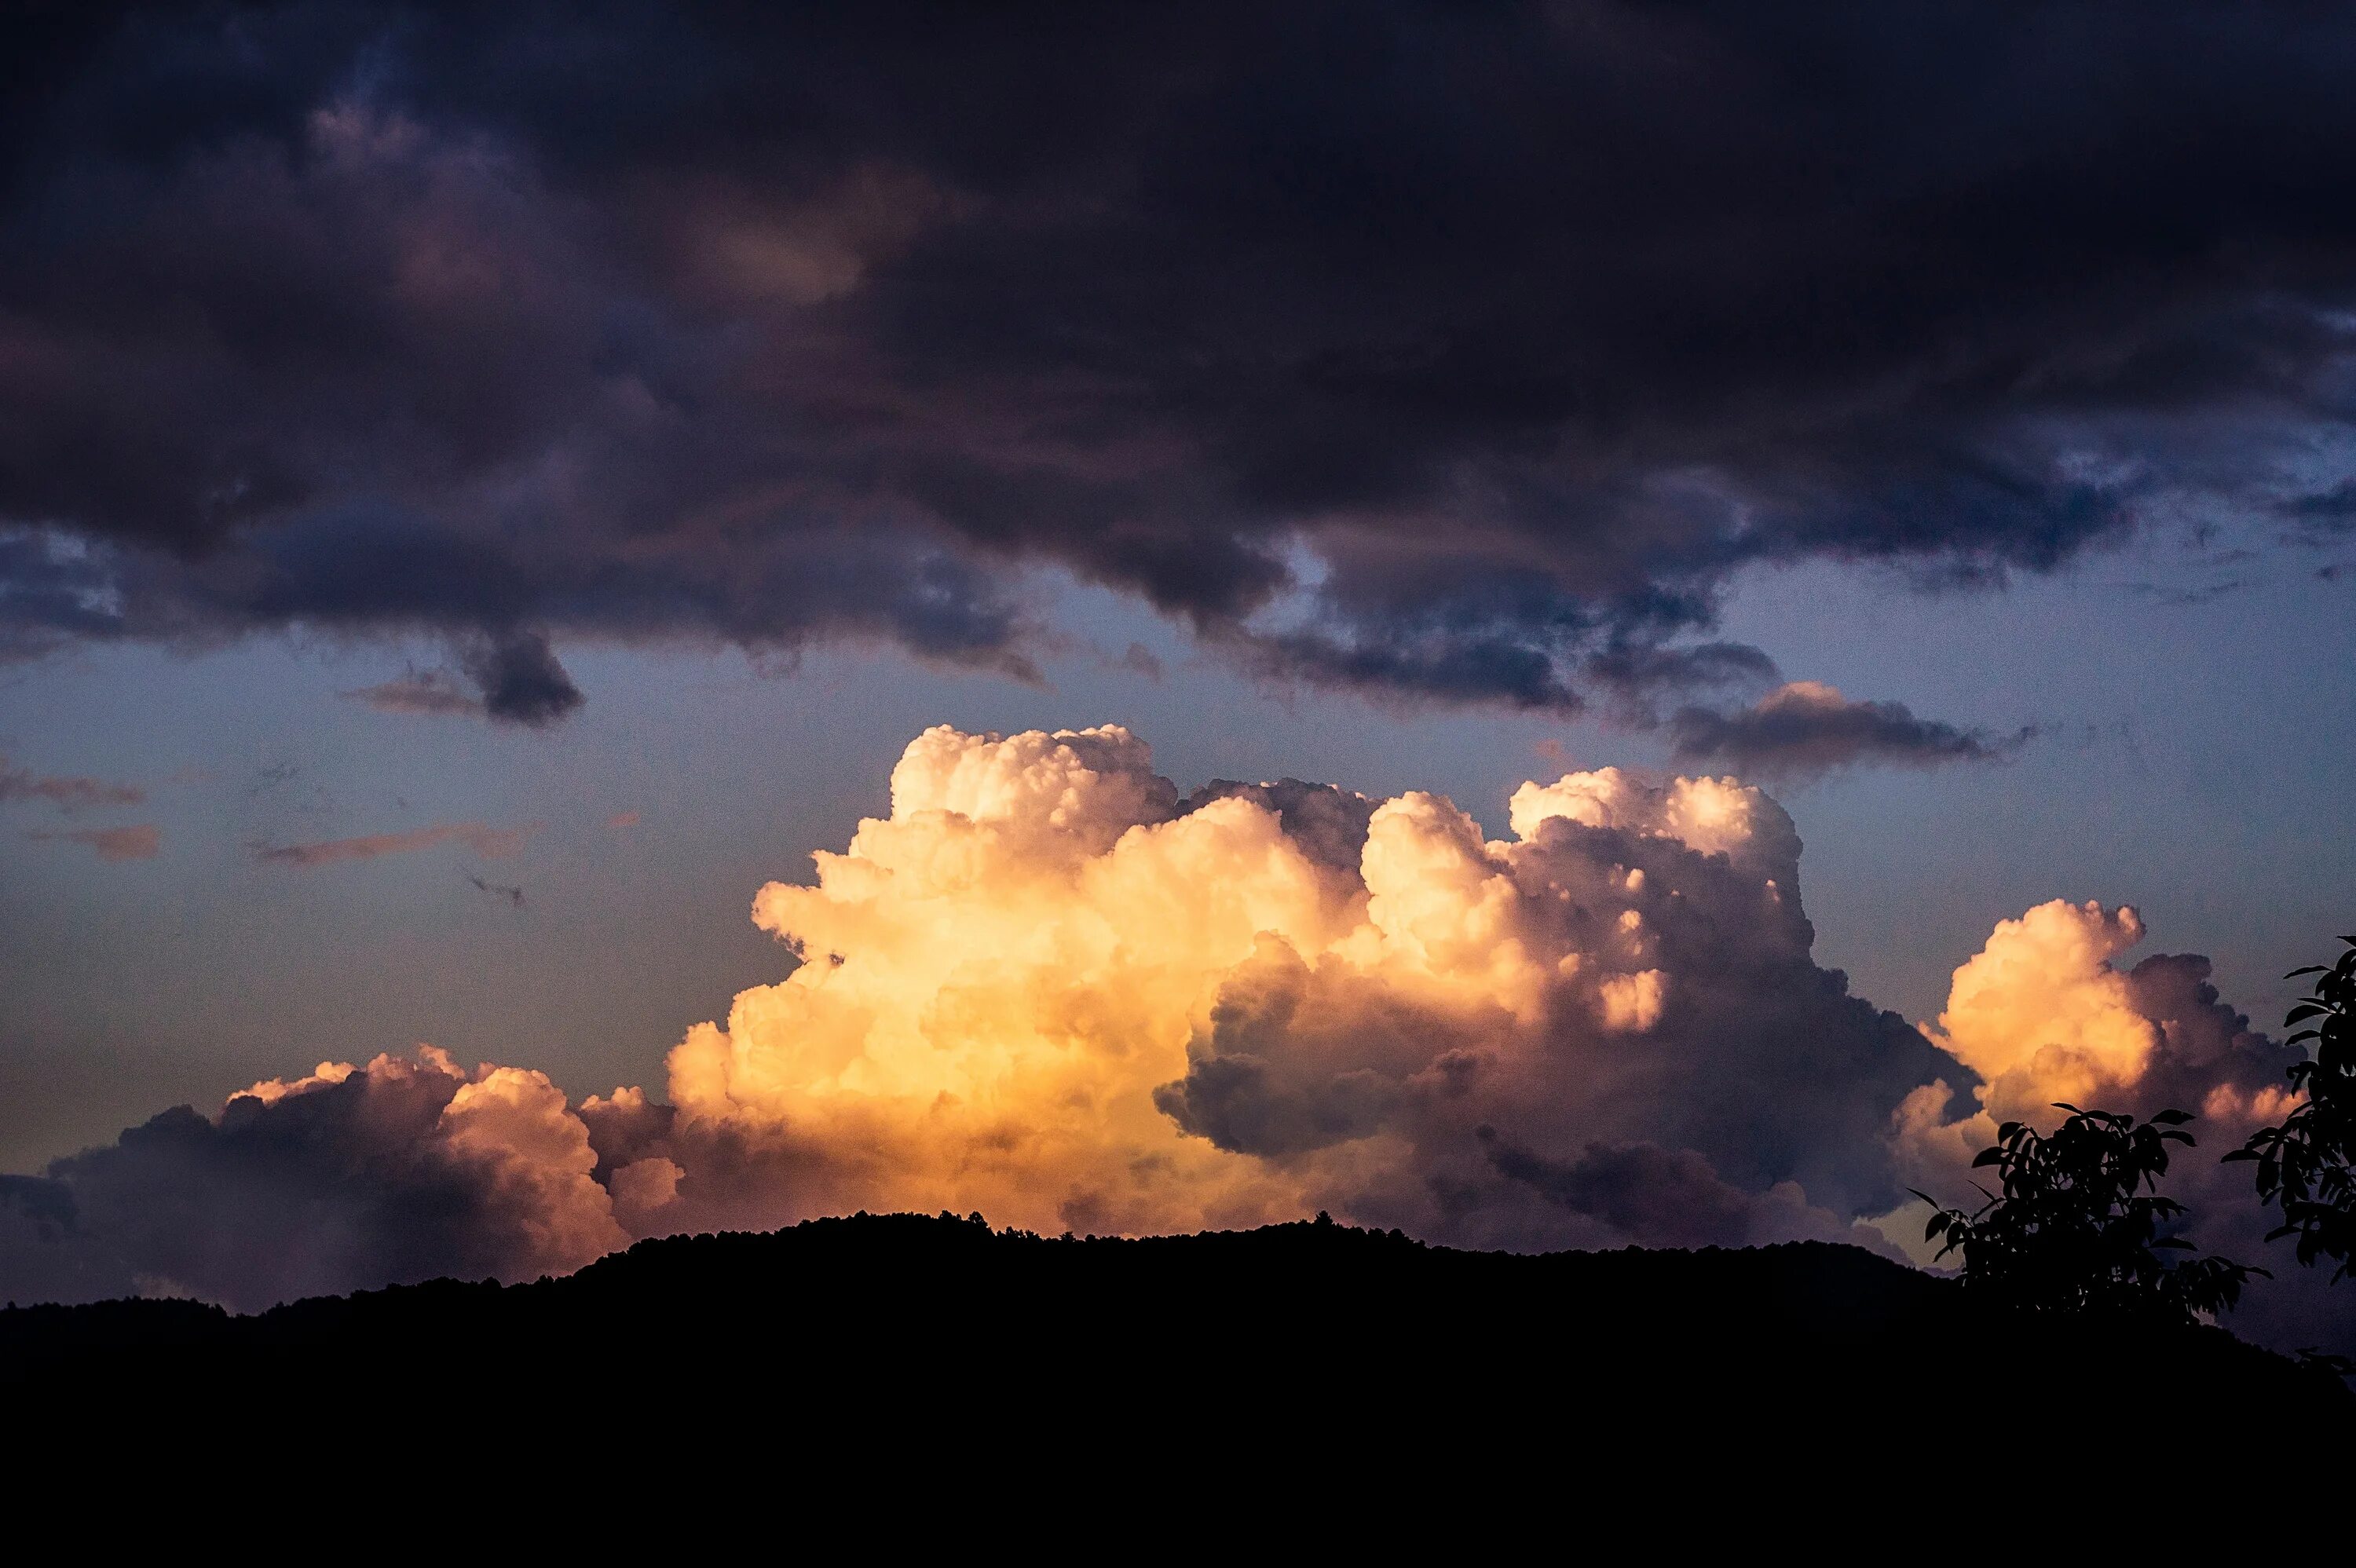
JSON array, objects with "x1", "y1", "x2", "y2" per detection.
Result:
[{"x1": 6, "y1": 1213, "x2": 2345, "y2": 1494}]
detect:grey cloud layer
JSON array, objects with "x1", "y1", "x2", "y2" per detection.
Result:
[
  {"x1": 1669, "y1": 683, "x2": 2034, "y2": 780},
  {"x1": 0, "y1": 1054, "x2": 616, "y2": 1309},
  {"x1": 7, "y1": 4, "x2": 2356, "y2": 717}
]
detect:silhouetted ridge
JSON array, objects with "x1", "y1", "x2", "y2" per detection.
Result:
[{"x1": 6, "y1": 1215, "x2": 2343, "y2": 1484}]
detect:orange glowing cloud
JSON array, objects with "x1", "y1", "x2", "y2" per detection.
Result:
[
  {"x1": 1875, "y1": 898, "x2": 2303, "y2": 1271},
  {"x1": 0, "y1": 754, "x2": 145, "y2": 812},
  {"x1": 3, "y1": 725, "x2": 2314, "y2": 1319},
  {"x1": 1929, "y1": 900, "x2": 2160, "y2": 1120},
  {"x1": 638, "y1": 724, "x2": 1925, "y2": 1247}
]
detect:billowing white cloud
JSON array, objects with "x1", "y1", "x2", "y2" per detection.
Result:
[
  {"x1": 1875, "y1": 898, "x2": 2328, "y2": 1342},
  {"x1": 4, "y1": 726, "x2": 2343, "y2": 1354},
  {"x1": 1888, "y1": 899, "x2": 2300, "y2": 1180},
  {"x1": 631, "y1": 725, "x2": 1941, "y2": 1249},
  {"x1": 1926, "y1": 900, "x2": 2164, "y2": 1120}
]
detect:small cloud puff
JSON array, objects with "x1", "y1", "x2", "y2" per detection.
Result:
[
  {"x1": 1668, "y1": 681, "x2": 2032, "y2": 780},
  {"x1": 338, "y1": 632, "x2": 581, "y2": 727}
]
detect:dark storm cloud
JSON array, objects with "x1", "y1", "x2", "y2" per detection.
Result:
[
  {"x1": 1585, "y1": 641, "x2": 1782, "y2": 708},
  {"x1": 458, "y1": 630, "x2": 581, "y2": 727},
  {"x1": 1478, "y1": 1131, "x2": 1761, "y2": 1249},
  {"x1": 1475, "y1": 1128, "x2": 1904, "y2": 1253},
  {"x1": 1667, "y1": 682, "x2": 2033, "y2": 780},
  {"x1": 8, "y1": 3, "x2": 2356, "y2": 718},
  {"x1": 1154, "y1": 1046, "x2": 1403, "y2": 1160},
  {"x1": 0, "y1": 1174, "x2": 135, "y2": 1304},
  {"x1": 2280, "y1": 480, "x2": 2356, "y2": 526}
]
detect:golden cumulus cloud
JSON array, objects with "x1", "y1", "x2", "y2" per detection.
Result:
[
  {"x1": 0, "y1": 725, "x2": 2312, "y2": 1316},
  {"x1": 641, "y1": 723, "x2": 1920, "y2": 1245}
]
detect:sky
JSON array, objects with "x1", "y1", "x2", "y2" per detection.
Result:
[{"x1": 3, "y1": 2, "x2": 2355, "y2": 1345}]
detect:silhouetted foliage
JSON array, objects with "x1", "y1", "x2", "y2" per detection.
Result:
[
  {"x1": 1914, "y1": 1105, "x2": 2263, "y2": 1321},
  {"x1": 2229, "y1": 938, "x2": 2356, "y2": 1279},
  {"x1": 2296, "y1": 1347, "x2": 2356, "y2": 1382}
]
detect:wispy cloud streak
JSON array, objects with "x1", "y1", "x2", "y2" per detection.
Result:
[
  {"x1": 0, "y1": 755, "x2": 143, "y2": 813},
  {"x1": 255, "y1": 821, "x2": 534, "y2": 867},
  {"x1": 23, "y1": 824, "x2": 159, "y2": 861}
]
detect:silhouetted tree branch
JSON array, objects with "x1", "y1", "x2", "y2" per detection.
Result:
[
  {"x1": 2228, "y1": 937, "x2": 2356, "y2": 1278},
  {"x1": 1914, "y1": 1105, "x2": 2263, "y2": 1322}
]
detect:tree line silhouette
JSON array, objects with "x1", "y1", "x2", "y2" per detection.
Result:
[{"x1": 1912, "y1": 937, "x2": 2356, "y2": 1365}]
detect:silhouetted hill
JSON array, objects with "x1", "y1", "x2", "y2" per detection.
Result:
[{"x1": 7, "y1": 1214, "x2": 2344, "y2": 1491}]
